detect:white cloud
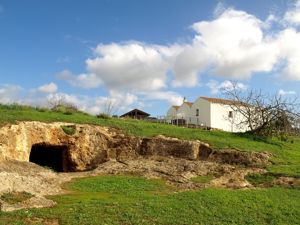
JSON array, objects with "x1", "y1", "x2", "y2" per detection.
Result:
[
  {"x1": 47, "y1": 91, "x2": 140, "y2": 115},
  {"x1": 284, "y1": 0, "x2": 300, "y2": 25},
  {"x1": 0, "y1": 85, "x2": 22, "y2": 104},
  {"x1": 278, "y1": 89, "x2": 297, "y2": 96},
  {"x1": 37, "y1": 82, "x2": 58, "y2": 93},
  {"x1": 142, "y1": 91, "x2": 183, "y2": 106},
  {"x1": 206, "y1": 80, "x2": 247, "y2": 95},
  {"x1": 86, "y1": 42, "x2": 173, "y2": 92},
  {"x1": 58, "y1": 4, "x2": 300, "y2": 91},
  {"x1": 213, "y1": 2, "x2": 227, "y2": 17},
  {"x1": 55, "y1": 3, "x2": 300, "y2": 105},
  {"x1": 56, "y1": 70, "x2": 102, "y2": 89},
  {"x1": 277, "y1": 29, "x2": 300, "y2": 80}
]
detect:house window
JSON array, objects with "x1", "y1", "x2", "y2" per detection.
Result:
[
  {"x1": 228, "y1": 111, "x2": 233, "y2": 118},
  {"x1": 196, "y1": 109, "x2": 199, "y2": 116}
]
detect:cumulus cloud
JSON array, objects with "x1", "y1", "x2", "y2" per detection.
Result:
[
  {"x1": 0, "y1": 85, "x2": 22, "y2": 104},
  {"x1": 52, "y1": 1, "x2": 300, "y2": 111},
  {"x1": 206, "y1": 80, "x2": 247, "y2": 95},
  {"x1": 47, "y1": 91, "x2": 140, "y2": 115},
  {"x1": 278, "y1": 89, "x2": 297, "y2": 96},
  {"x1": 277, "y1": 29, "x2": 300, "y2": 80},
  {"x1": 56, "y1": 70, "x2": 102, "y2": 89},
  {"x1": 142, "y1": 91, "x2": 183, "y2": 106},
  {"x1": 37, "y1": 82, "x2": 58, "y2": 93},
  {"x1": 59, "y1": 2, "x2": 300, "y2": 92},
  {"x1": 86, "y1": 42, "x2": 172, "y2": 92},
  {"x1": 284, "y1": 0, "x2": 300, "y2": 25},
  {"x1": 173, "y1": 4, "x2": 300, "y2": 85}
]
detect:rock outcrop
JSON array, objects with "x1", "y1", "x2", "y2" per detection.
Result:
[{"x1": 0, "y1": 121, "x2": 271, "y2": 172}]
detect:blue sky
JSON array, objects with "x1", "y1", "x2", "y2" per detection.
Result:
[{"x1": 0, "y1": 0, "x2": 299, "y2": 116}]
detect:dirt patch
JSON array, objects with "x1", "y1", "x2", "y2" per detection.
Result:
[
  {"x1": 200, "y1": 148, "x2": 271, "y2": 166},
  {"x1": 274, "y1": 177, "x2": 300, "y2": 188},
  {"x1": 0, "y1": 155, "x2": 266, "y2": 211}
]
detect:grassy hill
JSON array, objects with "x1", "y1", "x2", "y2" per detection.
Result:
[
  {"x1": 1, "y1": 175, "x2": 299, "y2": 225},
  {"x1": 0, "y1": 104, "x2": 299, "y2": 225},
  {"x1": 1, "y1": 104, "x2": 299, "y2": 177}
]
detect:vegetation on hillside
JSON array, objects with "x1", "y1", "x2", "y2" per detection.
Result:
[
  {"x1": 0, "y1": 104, "x2": 299, "y2": 224},
  {"x1": 0, "y1": 103, "x2": 299, "y2": 177},
  {"x1": 0, "y1": 175, "x2": 299, "y2": 225}
]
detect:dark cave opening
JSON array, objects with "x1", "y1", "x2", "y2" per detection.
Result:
[{"x1": 29, "y1": 144, "x2": 71, "y2": 172}]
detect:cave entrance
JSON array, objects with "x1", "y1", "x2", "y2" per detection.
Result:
[{"x1": 29, "y1": 144, "x2": 71, "y2": 172}]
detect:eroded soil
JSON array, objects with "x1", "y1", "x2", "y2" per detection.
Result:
[{"x1": 0, "y1": 156, "x2": 267, "y2": 212}]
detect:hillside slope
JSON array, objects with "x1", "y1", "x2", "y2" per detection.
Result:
[{"x1": 0, "y1": 104, "x2": 299, "y2": 177}]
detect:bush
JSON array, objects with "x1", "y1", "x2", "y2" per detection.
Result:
[
  {"x1": 61, "y1": 125, "x2": 76, "y2": 135},
  {"x1": 96, "y1": 113, "x2": 110, "y2": 119},
  {"x1": 36, "y1": 107, "x2": 50, "y2": 113},
  {"x1": 52, "y1": 104, "x2": 78, "y2": 115}
]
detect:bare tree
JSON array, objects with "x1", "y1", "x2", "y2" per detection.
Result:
[
  {"x1": 47, "y1": 95, "x2": 78, "y2": 113},
  {"x1": 103, "y1": 98, "x2": 118, "y2": 116},
  {"x1": 222, "y1": 82, "x2": 300, "y2": 137}
]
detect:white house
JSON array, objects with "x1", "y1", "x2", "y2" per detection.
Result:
[
  {"x1": 166, "y1": 96, "x2": 249, "y2": 132},
  {"x1": 166, "y1": 101, "x2": 193, "y2": 124}
]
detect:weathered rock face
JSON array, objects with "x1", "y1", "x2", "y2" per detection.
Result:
[
  {"x1": 140, "y1": 135, "x2": 208, "y2": 160},
  {"x1": 199, "y1": 147, "x2": 271, "y2": 166},
  {"x1": 0, "y1": 122, "x2": 271, "y2": 172},
  {"x1": 0, "y1": 122, "x2": 141, "y2": 171}
]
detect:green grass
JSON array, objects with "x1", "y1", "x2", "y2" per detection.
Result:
[
  {"x1": 245, "y1": 173, "x2": 277, "y2": 187},
  {"x1": 191, "y1": 175, "x2": 215, "y2": 184},
  {"x1": 61, "y1": 125, "x2": 76, "y2": 135},
  {"x1": 0, "y1": 175, "x2": 299, "y2": 225},
  {"x1": 0, "y1": 104, "x2": 300, "y2": 177},
  {"x1": 0, "y1": 192, "x2": 33, "y2": 204}
]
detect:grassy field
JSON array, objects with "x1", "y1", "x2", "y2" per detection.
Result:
[
  {"x1": 0, "y1": 104, "x2": 299, "y2": 224},
  {"x1": 1, "y1": 104, "x2": 299, "y2": 177},
  {"x1": 0, "y1": 175, "x2": 299, "y2": 225}
]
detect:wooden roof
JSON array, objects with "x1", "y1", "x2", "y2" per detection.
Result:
[
  {"x1": 200, "y1": 97, "x2": 244, "y2": 106},
  {"x1": 120, "y1": 108, "x2": 150, "y2": 117}
]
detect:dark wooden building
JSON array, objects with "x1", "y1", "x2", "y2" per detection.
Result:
[{"x1": 120, "y1": 109, "x2": 150, "y2": 120}]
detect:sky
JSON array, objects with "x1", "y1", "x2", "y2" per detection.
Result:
[{"x1": 0, "y1": 0, "x2": 300, "y2": 116}]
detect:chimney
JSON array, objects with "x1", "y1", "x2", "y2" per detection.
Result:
[{"x1": 183, "y1": 97, "x2": 187, "y2": 103}]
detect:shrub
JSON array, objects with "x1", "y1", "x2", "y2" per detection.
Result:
[
  {"x1": 52, "y1": 104, "x2": 79, "y2": 115},
  {"x1": 96, "y1": 113, "x2": 110, "y2": 119},
  {"x1": 61, "y1": 125, "x2": 76, "y2": 135},
  {"x1": 36, "y1": 107, "x2": 49, "y2": 113}
]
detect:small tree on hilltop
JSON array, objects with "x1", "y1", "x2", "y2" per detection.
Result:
[{"x1": 222, "y1": 82, "x2": 300, "y2": 137}]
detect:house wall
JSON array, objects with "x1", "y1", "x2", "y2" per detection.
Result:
[
  {"x1": 190, "y1": 98, "x2": 211, "y2": 127},
  {"x1": 210, "y1": 103, "x2": 248, "y2": 132},
  {"x1": 177, "y1": 103, "x2": 192, "y2": 123},
  {"x1": 166, "y1": 107, "x2": 178, "y2": 123}
]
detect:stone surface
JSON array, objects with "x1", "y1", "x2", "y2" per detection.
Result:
[
  {"x1": 0, "y1": 122, "x2": 141, "y2": 171},
  {"x1": 0, "y1": 122, "x2": 271, "y2": 172},
  {"x1": 140, "y1": 135, "x2": 203, "y2": 160}
]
